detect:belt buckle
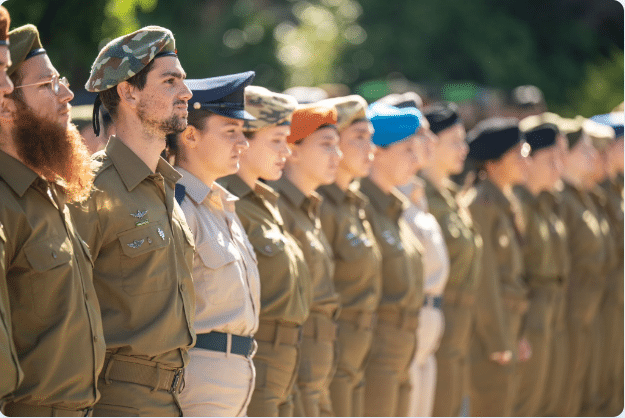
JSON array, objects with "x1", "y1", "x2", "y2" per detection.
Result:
[{"x1": 170, "y1": 368, "x2": 184, "y2": 393}]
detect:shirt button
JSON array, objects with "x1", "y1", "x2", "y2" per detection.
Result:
[
  {"x1": 51, "y1": 251, "x2": 57, "y2": 259},
  {"x1": 180, "y1": 283, "x2": 186, "y2": 291},
  {"x1": 93, "y1": 335, "x2": 98, "y2": 342}
]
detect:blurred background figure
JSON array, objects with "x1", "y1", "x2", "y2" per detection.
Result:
[{"x1": 70, "y1": 104, "x2": 113, "y2": 154}]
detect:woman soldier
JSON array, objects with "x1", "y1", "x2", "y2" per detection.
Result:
[
  {"x1": 217, "y1": 86, "x2": 312, "y2": 417},
  {"x1": 465, "y1": 118, "x2": 531, "y2": 417},
  {"x1": 358, "y1": 103, "x2": 424, "y2": 417},
  {"x1": 315, "y1": 95, "x2": 382, "y2": 417},
  {"x1": 512, "y1": 119, "x2": 570, "y2": 416},
  {"x1": 420, "y1": 103, "x2": 482, "y2": 417}
]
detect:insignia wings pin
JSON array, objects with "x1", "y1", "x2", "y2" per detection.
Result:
[
  {"x1": 127, "y1": 239, "x2": 145, "y2": 249},
  {"x1": 131, "y1": 210, "x2": 148, "y2": 219}
]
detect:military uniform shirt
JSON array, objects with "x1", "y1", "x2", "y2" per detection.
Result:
[
  {"x1": 317, "y1": 182, "x2": 382, "y2": 313},
  {"x1": 358, "y1": 177, "x2": 424, "y2": 314},
  {"x1": 424, "y1": 177, "x2": 482, "y2": 293},
  {"x1": 218, "y1": 175, "x2": 311, "y2": 325},
  {"x1": 71, "y1": 136, "x2": 195, "y2": 368},
  {"x1": 269, "y1": 177, "x2": 340, "y2": 319},
  {"x1": 0, "y1": 151, "x2": 105, "y2": 408},
  {"x1": 177, "y1": 168, "x2": 260, "y2": 336},
  {"x1": 0, "y1": 221, "x2": 22, "y2": 400}
]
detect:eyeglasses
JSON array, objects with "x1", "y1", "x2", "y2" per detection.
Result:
[{"x1": 14, "y1": 74, "x2": 70, "y2": 95}]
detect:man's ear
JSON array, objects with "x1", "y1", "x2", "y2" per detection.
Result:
[
  {"x1": 0, "y1": 95, "x2": 18, "y2": 123},
  {"x1": 117, "y1": 81, "x2": 139, "y2": 109}
]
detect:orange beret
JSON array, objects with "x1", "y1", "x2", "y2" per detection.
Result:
[
  {"x1": 0, "y1": 6, "x2": 10, "y2": 43},
  {"x1": 287, "y1": 103, "x2": 338, "y2": 144}
]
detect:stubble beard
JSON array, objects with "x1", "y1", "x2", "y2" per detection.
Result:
[{"x1": 137, "y1": 99, "x2": 188, "y2": 141}]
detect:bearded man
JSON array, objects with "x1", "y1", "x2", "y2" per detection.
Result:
[
  {"x1": 0, "y1": 24, "x2": 106, "y2": 417},
  {"x1": 70, "y1": 26, "x2": 196, "y2": 417}
]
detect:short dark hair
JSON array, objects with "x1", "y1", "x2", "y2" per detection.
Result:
[
  {"x1": 99, "y1": 58, "x2": 155, "y2": 118},
  {"x1": 187, "y1": 108, "x2": 215, "y2": 131}
]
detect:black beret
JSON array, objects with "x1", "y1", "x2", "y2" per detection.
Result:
[
  {"x1": 423, "y1": 102, "x2": 461, "y2": 134},
  {"x1": 524, "y1": 123, "x2": 558, "y2": 153},
  {"x1": 467, "y1": 117, "x2": 522, "y2": 162}
]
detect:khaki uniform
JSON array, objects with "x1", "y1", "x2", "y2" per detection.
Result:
[
  {"x1": 468, "y1": 179, "x2": 528, "y2": 417},
  {"x1": 597, "y1": 177, "x2": 624, "y2": 415},
  {"x1": 0, "y1": 222, "x2": 23, "y2": 404},
  {"x1": 512, "y1": 185, "x2": 568, "y2": 416},
  {"x1": 269, "y1": 177, "x2": 340, "y2": 417},
  {"x1": 317, "y1": 182, "x2": 382, "y2": 417},
  {"x1": 218, "y1": 174, "x2": 312, "y2": 417},
  {"x1": 0, "y1": 151, "x2": 106, "y2": 416},
  {"x1": 71, "y1": 136, "x2": 196, "y2": 417},
  {"x1": 358, "y1": 177, "x2": 424, "y2": 417},
  {"x1": 424, "y1": 178, "x2": 482, "y2": 417},
  {"x1": 557, "y1": 181, "x2": 609, "y2": 417},
  {"x1": 537, "y1": 189, "x2": 571, "y2": 417}
]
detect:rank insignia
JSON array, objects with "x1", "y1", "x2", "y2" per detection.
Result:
[
  {"x1": 157, "y1": 227, "x2": 165, "y2": 240},
  {"x1": 127, "y1": 239, "x2": 145, "y2": 249}
]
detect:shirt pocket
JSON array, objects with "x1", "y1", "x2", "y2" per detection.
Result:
[
  {"x1": 196, "y1": 241, "x2": 245, "y2": 304},
  {"x1": 24, "y1": 235, "x2": 73, "y2": 320},
  {"x1": 249, "y1": 227, "x2": 285, "y2": 259},
  {"x1": 117, "y1": 220, "x2": 171, "y2": 296},
  {"x1": 335, "y1": 231, "x2": 373, "y2": 262}
]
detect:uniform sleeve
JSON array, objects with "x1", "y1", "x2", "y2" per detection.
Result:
[{"x1": 470, "y1": 202, "x2": 510, "y2": 355}]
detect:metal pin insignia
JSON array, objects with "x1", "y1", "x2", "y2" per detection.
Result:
[
  {"x1": 127, "y1": 239, "x2": 145, "y2": 249},
  {"x1": 157, "y1": 227, "x2": 165, "y2": 240},
  {"x1": 131, "y1": 210, "x2": 148, "y2": 219}
]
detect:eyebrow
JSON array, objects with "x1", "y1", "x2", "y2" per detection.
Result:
[{"x1": 162, "y1": 70, "x2": 186, "y2": 80}]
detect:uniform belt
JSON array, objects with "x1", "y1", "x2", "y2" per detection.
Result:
[
  {"x1": 302, "y1": 312, "x2": 338, "y2": 341},
  {"x1": 423, "y1": 295, "x2": 443, "y2": 309},
  {"x1": 2, "y1": 402, "x2": 94, "y2": 417},
  {"x1": 195, "y1": 331, "x2": 256, "y2": 358},
  {"x1": 255, "y1": 321, "x2": 302, "y2": 348},
  {"x1": 100, "y1": 353, "x2": 185, "y2": 393},
  {"x1": 338, "y1": 309, "x2": 377, "y2": 330},
  {"x1": 376, "y1": 309, "x2": 420, "y2": 331},
  {"x1": 444, "y1": 288, "x2": 476, "y2": 307}
]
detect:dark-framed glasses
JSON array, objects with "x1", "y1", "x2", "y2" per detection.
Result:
[{"x1": 14, "y1": 74, "x2": 69, "y2": 95}]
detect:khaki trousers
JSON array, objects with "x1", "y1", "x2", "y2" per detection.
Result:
[
  {"x1": 432, "y1": 303, "x2": 474, "y2": 417},
  {"x1": 363, "y1": 321, "x2": 417, "y2": 417},
  {"x1": 329, "y1": 317, "x2": 374, "y2": 417},
  {"x1": 514, "y1": 285, "x2": 556, "y2": 416},
  {"x1": 561, "y1": 319, "x2": 593, "y2": 417},
  {"x1": 94, "y1": 379, "x2": 182, "y2": 417},
  {"x1": 247, "y1": 339, "x2": 300, "y2": 417}
]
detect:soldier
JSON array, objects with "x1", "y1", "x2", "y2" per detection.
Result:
[
  {"x1": 359, "y1": 102, "x2": 424, "y2": 417},
  {"x1": 551, "y1": 116, "x2": 609, "y2": 417},
  {"x1": 217, "y1": 86, "x2": 312, "y2": 417},
  {"x1": 513, "y1": 119, "x2": 570, "y2": 416},
  {"x1": 420, "y1": 103, "x2": 483, "y2": 417},
  {"x1": 167, "y1": 72, "x2": 260, "y2": 416},
  {"x1": 71, "y1": 26, "x2": 196, "y2": 416},
  {"x1": 0, "y1": 24, "x2": 106, "y2": 416},
  {"x1": 268, "y1": 103, "x2": 341, "y2": 417},
  {"x1": 465, "y1": 118, "x2": 530, "y2": 417},
  {"x1": 0, "y1": 6, "x2": 23, "y2": 406},
  {"x1": 315, "y1": 95, "x2": 382, "y2": 417}
]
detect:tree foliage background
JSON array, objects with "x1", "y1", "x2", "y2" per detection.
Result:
[{"x1": 5, "y1": 0, "x2": 623, "y2": 117}]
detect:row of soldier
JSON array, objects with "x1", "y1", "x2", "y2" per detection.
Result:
[{"x1": 0, "y1": 9, "x2": 623, "y2": 418}]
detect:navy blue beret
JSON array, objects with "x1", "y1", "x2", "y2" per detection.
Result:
[
  {"x1": 590, "y1": 112, "x2": 624, "y2": 138},
  {"x1": 423, "y1": 102, "x2": 461, "y2": 134},
  {"x1": 467, "y1": 118, "x2": 522, "y2": 161},
  {"x1": 367, "y1": 102, "x2": 421, "y2": 147},
  {"x1": 185, "y1": 71, "x2": 256, "y2": 121},
  {"x1": 524, "y1": 123, "x2": 558, "y2": 153}
]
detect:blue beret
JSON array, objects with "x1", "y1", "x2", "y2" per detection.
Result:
[
  {"x1": 424, "y1": 102, "x2": 461, "y2": 134},
  {"x1": 185, "y1": 71, "x2": 256, "y2": 121},
  {"x1": 467, "y1": 118, "x2": 522, "y2": 161},
  {"x1": 590, "y1": 112, "x2": 624, "y2": 138},
  {"x1": 524, "y1": 123, "x2": 558, "y2": 153},
  {"x1": 367, "y1": 102, "x2": 421, "y2": 147}
]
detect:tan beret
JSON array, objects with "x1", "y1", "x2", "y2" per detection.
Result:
[
  {"x1": 7, "y1": 24, "x2": 44, "y2": 76},
  {"x1": 556, "y1": 116, "x2": 586, "y2": 148},
  {"x1": 519, "y1": 112, "x2": 563, "y2": 132},
  {"x1": 317, "y1": 95, "x2": 368, "y2": 132},
  {"x1": 583, "y1": 118, "x2": 615, "y2": 151},
  {"x1": 242, "y1": 86, "x2": 298, "y2": 132}
]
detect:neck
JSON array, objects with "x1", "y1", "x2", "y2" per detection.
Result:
[
  {"x1": 489, "y1": 174, "x2": 513, "y2": 195},
  {"x1": 113, "y1": 113, "x2": 166, "y2": 173},
  {"x1": 177, "y1": 157, "x2": 218, "y2": 189},
  {"x1": 236, "y1": 164, "x2": 258, "y2": 190},
  {"x1": 421, "y1": 165, "x2": 447, "y2": 190},
  {"x1": 369, "y1": 165, "x2": 394, "y2": 194},
  {"x1": 334, "y1": 166, "x2": 354, "y2": 191},
  {"x1": 284, "y1": 165, "x2": 318, "y2": 197},
  {"x1": 0, "y1": 129, "x2": 20, "y2": 162}
]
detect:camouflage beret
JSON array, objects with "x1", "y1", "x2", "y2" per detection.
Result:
[
  {"x1": 317, "y1": 95, "x2": 369, "y2": 132},
  {"x1": 7, "y1": 24, "x2": 45, "y2": 76},
  {"x1": 583, "y1": 118, "x2": 615, "y2": 151},
  {"x1": 86, "y1": 26, "x2": 176, "y2": 92},
  {"x1": 243, "y1": 85, "x2": 298, "y2": 132}
]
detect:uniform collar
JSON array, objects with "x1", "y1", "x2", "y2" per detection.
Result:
[
  {"x1": 219, "y1": 174, "x2": 280, "y2": 205},
  {"x1": 0, "y1": 150, "x2": 39, "y2": 197},
  {"x1": 318, "y1": 182, "x2": 368, "y2": 207},
  {"x1": 423, "y1": 176, "x2": 457, "y2": 211},
  {"x1": 271, "y1": 176, "x2": 322, "y2": 215},
  {"x1": 359, "y1": 176, "x2": 407, "y2": 221},
  {"x1": 106, "y1": 135, "x2": 181, "y2": 191},
  {"x1": 513, "y1": 184, "x2": 538, "y2": 206},
  {"x1": 480, "y1": 178, "x2": 512, "y2": 212},
  {"x1": 176, "y1": 167, "x2": 238, "y2": 211}
]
